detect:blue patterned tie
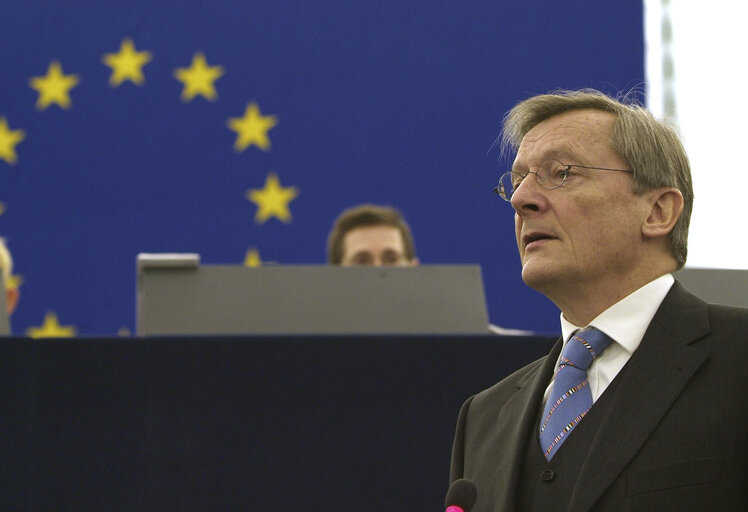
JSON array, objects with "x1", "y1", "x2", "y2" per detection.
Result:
[{"x1": 539, "y1": 327, "x2": 612, "y2": 460}]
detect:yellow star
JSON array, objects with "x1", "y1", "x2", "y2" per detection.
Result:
[
  {"x1": 26, "y1": 311, "x2": 77, "y2": 338},
  {"x1": 174, "y1": 52, "x2": 224, "y2": 102},
  {"x1": 28, "y1": 61, "x2": 79, "y2": 110},
  {"x1": 0, "y1": 202, "x2": 4, "y2": 215},
  {"x1": 102, "y1": 38, "x2": 153, "y2": 87},
  {"x1": 0, "y1": 117, "x2": 25, "y2": 165},
  {"x1": 244, "y1": 247, "x2": 262, "y2": 267},
  {"x1": 227, "y1": 102, "x2": 277, "y2": 152},
  {"x1": 247, "y1": 173, "x2": 299, "y2": 224}
]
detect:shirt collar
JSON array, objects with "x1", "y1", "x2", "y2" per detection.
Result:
[{"x1": 560, "y1": 273, "x2": 675, "y2": 354}]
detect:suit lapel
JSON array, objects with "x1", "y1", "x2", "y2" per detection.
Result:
[
  {"x1": 487, "y1": 338, "x2": 562, "y2": 511},
  {"x1": 569, "y1": 282, "x2": 713, "y2": 511}
]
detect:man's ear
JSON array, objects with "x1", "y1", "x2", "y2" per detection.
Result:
[{"x1": 642, "y1": 187, "x2": 684, "y2": 239}]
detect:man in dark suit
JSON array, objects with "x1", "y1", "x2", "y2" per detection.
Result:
[{"x1": 449, "y1": 89, "x2": 748, "y2": 511}]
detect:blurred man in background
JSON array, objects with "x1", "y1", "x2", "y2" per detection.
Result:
[
  {"x1": 327, "y1": 204, "x2": 418, "y2": 267},
  {"x1": 0, "y1": 238, "x2": 19, "y2": 315}
]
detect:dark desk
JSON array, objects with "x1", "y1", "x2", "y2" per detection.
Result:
[{"x1": 1, "y1": 334, "x2": 555, "y2": 511}]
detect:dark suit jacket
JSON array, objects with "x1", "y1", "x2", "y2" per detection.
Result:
[{"x1": 450, "y1": 281, "x2": 748, "y2": 511}]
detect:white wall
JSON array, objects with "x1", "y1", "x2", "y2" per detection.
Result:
[{"x1": 645, "y1": 0, "x2": 747, "y2": 270}]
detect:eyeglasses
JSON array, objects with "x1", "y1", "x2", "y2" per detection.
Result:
[{"x1": 493, "y1": 161, "x2": 633, "y2": 201}]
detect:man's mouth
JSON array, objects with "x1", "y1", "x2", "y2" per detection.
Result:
[{"x1": 523, "y1": 232, "x2": 556, "y2": 248}]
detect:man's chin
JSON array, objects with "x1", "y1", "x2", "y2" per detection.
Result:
[{"x1": 520, "y1": 262, "x2": 557, "y2": 290}]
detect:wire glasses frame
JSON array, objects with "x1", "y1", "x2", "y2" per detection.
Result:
[{"x1": 494, "y1": 162, "x2": 633, "y2": 201}]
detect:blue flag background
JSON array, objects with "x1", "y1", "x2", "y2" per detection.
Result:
[{"x1": 0, "y1": 1, "x2": 644, "y2": 336}]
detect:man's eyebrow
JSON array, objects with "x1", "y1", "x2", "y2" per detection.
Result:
[{"x1": 513, "y1": 148, "x2": 577, "y2": 170}]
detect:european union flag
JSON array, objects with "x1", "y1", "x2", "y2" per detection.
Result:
[{"x1": 0, "y1": 1, "x2": 644, "y2": 335}]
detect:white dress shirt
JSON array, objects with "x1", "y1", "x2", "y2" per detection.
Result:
[{"x1": 542, "y1": 273, "x2": 675, "y2": 406}]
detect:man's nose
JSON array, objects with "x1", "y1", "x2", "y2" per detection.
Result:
[{"x1": 510, "y1": 172, "x2": 545, "y2": 212}]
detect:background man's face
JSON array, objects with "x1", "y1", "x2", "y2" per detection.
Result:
[{"x1": 341, "y1": 225, "x2": 414, "y2": 267}]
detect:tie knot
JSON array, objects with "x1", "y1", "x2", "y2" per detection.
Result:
[{"x1": 560, "y1": 327, "x2": 612, "y2": 372}]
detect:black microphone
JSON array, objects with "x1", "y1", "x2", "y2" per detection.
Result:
[{"x1": 445, "y1": 478, "x2": 478, "y2": 512}]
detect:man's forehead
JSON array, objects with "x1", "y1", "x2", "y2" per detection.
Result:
[
  {"x1": 343, "y1": 225, "x2": 404, "y2": 247},
  {"x1": 515, "y1": 109, "x2": 616, "y2": 164}
]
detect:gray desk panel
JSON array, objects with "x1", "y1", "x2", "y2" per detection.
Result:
[{"x1": 137, "y1": 263, "x2": 491, "y2": 336}]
